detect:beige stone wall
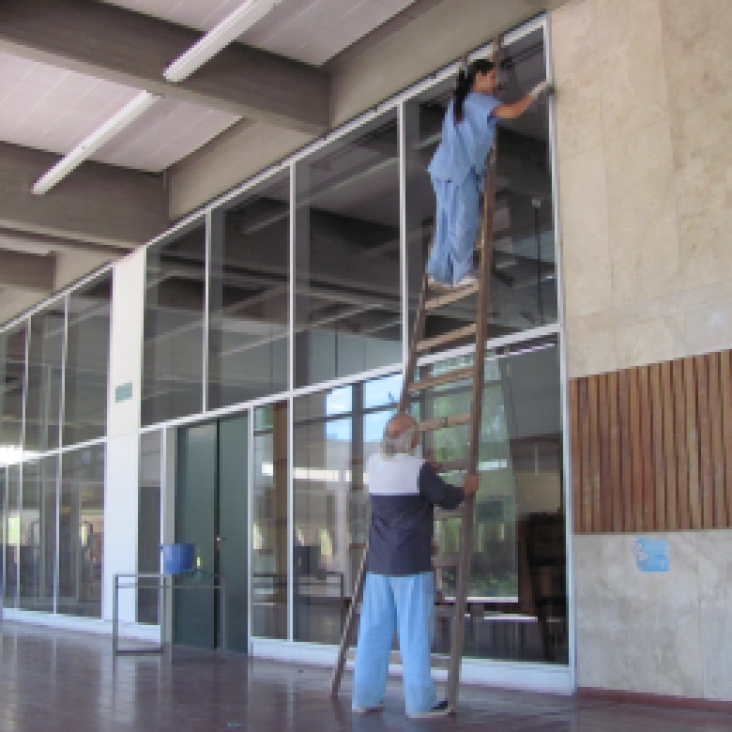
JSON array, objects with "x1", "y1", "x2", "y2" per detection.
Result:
[
  {"x1": 552, "y1": 0, "x2": 732, "y2": 379},
  {"x1": 576, "y1": 531, "x2": 732, "y2": 700}
]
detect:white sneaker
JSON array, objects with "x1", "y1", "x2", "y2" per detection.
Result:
[
  {"x1": 408, "y1": 700, "x2": 453, "y2": 719},
  {"x1": 352, "y1": 702, "x2": 384, "y2": 715},
  {"x1": 427, "y1": 275, "x2": 452, "y2": 290},
  {"x1": 454, "y1": 272, "x2": 478, "y2": 288}
]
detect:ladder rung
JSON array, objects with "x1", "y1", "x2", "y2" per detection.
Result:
[
  {"x1": 435, "y1": 506, "x2": 465, "y2": 521},
  {"x1": 418, "y1": 413, "x2": 471, "y2": 433},
  {"x1": 439, "y1": 458, "x2": 470, "y2": 473},
  {"x1": 407, "y1": 367, "x2": 473, "y2": 393},
  {"x1": 416, "y1": 324, "x2": 476, "y2": 353},
  {"x1": 425, "y1": 284, "x2": 479, "y2": 311},
  {"x1": 432, "y1": 553, "x2": 460, "y2": 569},
  {"x1": 430, "y1": 654, "x2": 451, "y2": 669}
]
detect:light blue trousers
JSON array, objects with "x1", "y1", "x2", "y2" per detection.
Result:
[
  {"x1": 352, "y1": 572, "x2": 437, "y2": 716},
  {"x1": 427, "y1": 171, "x2": 482, "y2": 286}
]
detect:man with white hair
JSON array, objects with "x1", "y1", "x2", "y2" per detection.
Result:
[{"x1": 352, "y1": 412, "x2": 479, "y2": 719}]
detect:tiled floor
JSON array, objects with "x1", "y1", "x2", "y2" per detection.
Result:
[{"x1": 1, "y1": 621, "x2": 732, "y2": 731}]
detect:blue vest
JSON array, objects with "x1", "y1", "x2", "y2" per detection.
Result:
[{"x1": 428, "y1": 92, "x2": 500, "y2": 185}]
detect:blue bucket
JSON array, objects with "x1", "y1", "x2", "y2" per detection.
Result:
[{"x1": 160, "y1": 543, "x2": 195, "y2": 575}]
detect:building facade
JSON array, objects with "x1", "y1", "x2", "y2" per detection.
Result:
[{"x1": 1, "y1": 0, "x2": 731, "y2": 706}]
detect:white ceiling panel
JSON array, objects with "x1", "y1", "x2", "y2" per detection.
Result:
[
  {"x1": 0, "y1": 53, "x2": 240, "y2": 172},
  {"x1": 0, "y1": 52, "x2": 139, "y2": 156},
  {"x1": 104, "y1": 0, "x2": 416, "y2": 65},
  {"x1": 95, "y1": 98, "x2": 239, "y2": 172}
]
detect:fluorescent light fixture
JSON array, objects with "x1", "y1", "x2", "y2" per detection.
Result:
[
  {"x1": 32, "y1": 90, "x2": 161, "y2": 195},
  {"x1": 164, "y1": 0, "x2": 282, "y2": 83}
]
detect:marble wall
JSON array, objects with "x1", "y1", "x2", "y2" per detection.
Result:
[
  {"x1": 575, "y1": 531, "x2": 732, "y2": 701},
  {"x1": 553, "y1": 0, "x2": 732, "y2": 701},
  {"x1": 552, "y1": 0, "x2": 732, "y2": 378}
]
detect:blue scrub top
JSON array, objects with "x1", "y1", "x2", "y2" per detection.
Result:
[{"x1": 428, "y1": 92, "x2": 501, "y2": 185}]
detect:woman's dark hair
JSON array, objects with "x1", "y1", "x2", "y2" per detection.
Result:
[{"x1": 454, "y1": 58, "x2": 495, "y2": 124}]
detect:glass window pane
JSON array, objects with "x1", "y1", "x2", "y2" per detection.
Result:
[
  {"x1": 209, "y1": 173, "x2": 290, "y2": 409},
  {"x1": 0, "y1": 468, "x2": 4, "y2": 605},
  {"x1": 26, "y1": 305, "x2": 65, "y2": 453},
  {"x1": 143, "y1": 222, "x2": 206, "y2": 426},
  {"x1": 294, "y1": 111, "x2": 402, "y2": 388},
  {"x1": 252, "y1": 401, "x2": 288, "y2": 639},
  {"x1": 293, "y1": 374, "x2": 399, "y2": 645},
  {"x1": 413, "y1": 336, "x2": 567, "y2": 664},
  {"x1": 58, "y1": 444, "x2": 105, "y2": 618},
  {"x1": 4, "y1": 465, "x2": 20, "y2": 608},
  {"x1": 138, "y1": 431, "x2": 161, "y2": 624},
  {"x1": 18, "y1": 455, "x2": 58, "y2": 612},
  {"x1": 405, "y1": 28, "x2": 556, "y2": 351},
  {"x1": 0, "y1": 325, "x2": 26, "y2": 466},
  {"x1": 64, "y1": 277, "x2": 111, "y2": 446}
]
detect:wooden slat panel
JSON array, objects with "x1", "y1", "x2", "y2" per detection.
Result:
[
  {"x1": 588, "y1": 375, "x2": 602, "y2": 533},
  {"x1": 721, "y1": 351, "x2": 732, "y2": 529},
  {"x1": 639, "y1": 366, "x2": 654, "y2": 531},
  {"x1": 569, "y1": 379, "x2": 583, "y2": 534},
  {"x1": 708, "y1": 352, "x2": 726, "y2": 528},
  {"x1": 684, "y1": 357, "x2": 702, "y2": 530},
  {"x1": 661, "y1": 360, "x2": 678, "y2": 531},
  {"x1": 628, "y1": 368, "x2": 643, "y2": 533},
  {"x1": 570, "y1": 349, "x2": 732, "y2": 535},
  {"x1": 650, "y1": 363, "x2": 666, "y2": 532},
  {"x1": 673, "y1": 359, "x2": 690, "y2": 530},
  {"x1": 579, "y1": 378, "x2": 592, "y2": 534},
  {"x1": 696, "y1": 355, "x2": 714, "y2": 529},
  {"x1": 608, "y1": 371, "x2": 622, "y2": 533},
  {"x1": 618, "y1": 369, "x2": 633, "y2": 533},
  {"x1": 599, "y1": 374, "x2": 613, "y2": 533}
]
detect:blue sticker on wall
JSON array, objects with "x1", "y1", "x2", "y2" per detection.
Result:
[{"x1": 632, "y1": 537, "x2": 670, "y2": 572}]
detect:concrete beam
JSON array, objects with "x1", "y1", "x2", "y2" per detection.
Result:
[
  {"x1": 328, "y1": 0, "x2": 568, "y2": 126},
  {"x1": 0, "y1": 250, "x2": 55, "y2": 293},
  {"x1": 169, "y1": 121, "x2": 313, "y2": 220},
  {"x1": 0, "y1": 141, "x2": 169, "y2": 249},
  {"x1": 0, "y1": 0, "x2": 329, "y2": 135},
  {"x1": 167, "y1": 0, "x2": 569, "y2": 218}
]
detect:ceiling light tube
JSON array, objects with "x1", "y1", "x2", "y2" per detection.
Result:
[
  {"x1": 164, "y1": 0, "x2": 281, "y2": 83},
  {"x1": 32, "y1": 90, "x2": 161, "y2": 195}
]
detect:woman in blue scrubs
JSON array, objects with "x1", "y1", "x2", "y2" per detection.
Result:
[{"x1": 427, "y1": 59, "x2": 549, "y2": 288}]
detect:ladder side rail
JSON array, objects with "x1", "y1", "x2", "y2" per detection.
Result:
[
  {"x1": 330, "y1": 539, "x2": 369, "y2": 695},
  {"x1": 446, "y1": 36, "x2": 504, "y2": 708}
]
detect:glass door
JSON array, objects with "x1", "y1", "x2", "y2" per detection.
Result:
[{"x1": 174, "y1": 413, "x2": 249, "y2": 652}]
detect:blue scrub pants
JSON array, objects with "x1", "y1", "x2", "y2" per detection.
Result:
[
  {"x1": 427, "y1": 170, "x2": 482, "y2": 286},
  {"x1": 352, "y1": 571, "x2": 437, "y2": 716}
]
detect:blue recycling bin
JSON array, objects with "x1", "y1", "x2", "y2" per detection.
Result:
[{"x1": 160, "y1": 543, "x2": 195, "y2": 575}]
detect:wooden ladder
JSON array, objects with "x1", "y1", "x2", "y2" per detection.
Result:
[{"x1": 331, "y1": 36, "x2": 504, "y2": 712}]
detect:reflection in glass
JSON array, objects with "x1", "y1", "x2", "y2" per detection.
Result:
[
  {"x1": 251, "y1": 401, "x2": 289, "y2": 639},
  {"x1": 143, "y1": 222, "x2": 206, "y2": 426},
  {"x1": 26, "y1": 305, "x2": 65, "y2": 452},
  {"x1": 64, "y1": 276, "x2": 111, "y2": 446},
  {"x1": 58, "y1": 444, "x2": 105, "y2": 618},
  {"x1": 209, "y1": 173, "x2": 290, "y2": 409},
  {"x1": 0, "y1": 468, "x2": 4, "y2": 604},
  {"x1": 18, "y1": 456, "x2": 58, "y2": 611},
  {"x1": 138, "y1": 431, "x2": 161, "y2": 624},
  {"x1": 293, "y1": 374, "x2": 399, "y2": 644},
  {"x1": 405, "y1": 28, "x2": 556, "y2": 351},
  {"x1": 4, "y1": 466, "x2": 20, "y2": 607},
  {"x1": 294, "y1": 111, "x2": 402, "y2": 388},
  {"x1": 412, "y1": 336, "x2": 566, "y2": 664},
  {"x1": 0, "y1": 325, "x2": 26, "y2": 465}
]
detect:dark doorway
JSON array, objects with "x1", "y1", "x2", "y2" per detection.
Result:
[{"x1": 174, "y1": 413, "x2": 249, "y2": 652}]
